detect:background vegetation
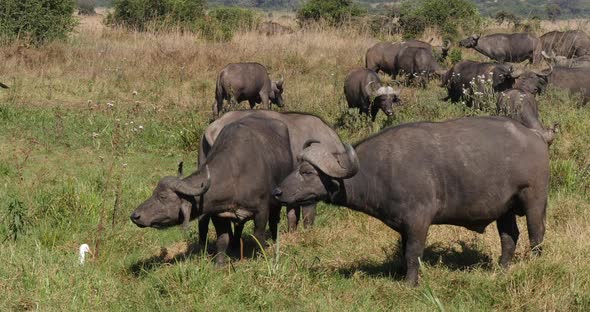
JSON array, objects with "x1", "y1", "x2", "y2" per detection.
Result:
[{"x1": 1, "y1": 1, "x2": 590, "y2": 311}]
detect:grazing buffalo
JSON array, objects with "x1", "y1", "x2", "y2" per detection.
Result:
[
  {"x1": 273, "y1": 117, "x2": 550, "y2": 286},
  {"x1": 441, "y1": 60, "x2": 521, "y2": 106},
  {"x1": 541, "y1": 51, "x2": 590, "y2": 68},
  {"x1": 459, "y1": 33, "x2": 541, "y2": 63},
  {"x1": 365, "y1": 40, "x2": 450, "y2": 76},
  {"x1": 543, "y1": 66, "x2": 590, "y2": 104},
  {"x1": 197, "y1": 110, "x2": 347, "y2": 246},
  {"x1": 257, "y1": 21, "x2": 294, "y2": 36},
  {"x1": 497, "y1": 70, "x2": 558, "y2": 144},
  {"x1": 394, "y1": 46, "x2": 447, "y2": 87},
  {"x1": 131, "y1": 116, "x2": 294, "y2": 265},
  {"x1": 214, "y1": 63, "x2": 284, "y2": 117},
  {"x1": 344, "y1": 68, "x2": 402, "y2": 121},
  {"x1": 540, "y1": 30, "x2": 590, "y2": 58},
  {"x1": 0, "y1": 82, "x2": 7, "y2": 89}
]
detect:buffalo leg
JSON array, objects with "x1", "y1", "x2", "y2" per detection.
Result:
[
  {"x1": 287, "y1": 205, "x2": 300, "y2": 232},
  {"x1": 248, "y1": 99, "x2": 256, "y2": 109},
  {"x1": 260, "y1": 92, "x2": 270, "y2": 110},
  {"x1": 198, "y1": 215, "x2": 210, "y2": 247},
  {"x1": 253, "y1": 210, "x2": 269, "y2": 248},
  {"x1": 230, "y1": 222, "x2": 244, "y2": 249},
  {"x1": 403, "y1": 225, "x2": 428, "y2": 286},
  {"x1": 212, "y1": 216, "x2": 233, "y2": 266},
  {"x1": 269, "y1": 205, "x2": 281, "y2": 241},
  {"x1": 522, "y1": 188, "x2": 547, "y2": 256},
  {"x1": 496, "y1": 212, "x2": 519, "y2": 267},
  {"x1": 302, "y1": 204, "x2": 316, "y2": 229}
]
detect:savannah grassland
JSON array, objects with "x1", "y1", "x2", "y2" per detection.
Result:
[{"x1": 1, "y1": 11, "x2": 590, "y2": 311}]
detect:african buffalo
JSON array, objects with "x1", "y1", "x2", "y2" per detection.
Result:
[
  {"x1": 497, "y1": 70, "x2": 558, "y2": 144},
  {"x1": 542, "y1": 51, "x2": 590, "y2": 68},
  {"x1": 441, "y1": 60, "x2": 521, "y2": 106},
  {"x1": 540, "y1": 30, "x2": 590, "y2": 58},
  {"x1": 459, "y1": 33, "x2": 541, "y2": 63},
  {"x1": 197, "y1": 110, "x2": 347, "y2": 247},
  {"x1": 257, "y1": 21, "x2": 294, "y2": 36},
  {"x1": 541, "y1": 66, "x2": 590, "y2": 104},
  {"x1": 344, "y1": 68, "x2": 402, "y2": 121},
  {"x1": 273, "y1": 117, "x2": 550, "y2": 286},
  {"x1": 214, "y1": 63, "x2": 284, "y2": 117},
  {"x1": 394, "y1": 46, "x2": 447, "y2": 87},
  {"x1": 131, "y1": 116, "x2": 295, "y2": 265},
  {"x1": 365, "y1": 40, "x2": 450, "y2": 76}
]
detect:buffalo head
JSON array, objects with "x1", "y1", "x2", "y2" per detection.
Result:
[
  {"x1": 513, "y1": 67, "x2": 552, "y2": 95},
  {"x1": 273, "y1": 141, "x2": 359, "y2": 206},
  {"x1": 366, "y1": 81, "x2": 402, "y2": 118},
  {"x1": 270, "y1": 76, "x2": 285, "y2": 107},
  {"x1": 491, "y1": 64, "x2": 522, "y2": 90},
  {"x1": 459, "y1": 34, "x2": 480, "y2": 48},
  {"x1": 130, "y1": 165, "x2": 211, "y2": 229}
]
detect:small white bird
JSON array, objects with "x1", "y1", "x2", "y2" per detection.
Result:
[{"x1": 79, "y1": 244, "x2": 93, "y2": 264}]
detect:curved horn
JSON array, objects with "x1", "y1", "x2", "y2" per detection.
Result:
[
  {"x1": 172, "y1": 165, "x2": 211, "y2": 196},
  {"x1": 301, "y1": 143, "x2": 359, "y2": 178},
  {"x1": 534, "y1": 64, "x2": 553, "y2": 77},
  {"x1": 442, "y1": 40, "x2": 451, "y2": 51},
  {"x1": 472, "y1": 34, "x2": 480, "y2": 40},
  {"x1": 0, "y1": 82, "x2": 8, "y2": 89},
  {"x1": 178, "y1": 161, "x2": 184, "y2": 178},
  {"x1": 541, "y1": 50, "x2": 553, "y2": 60},
  {"x1": 365, "y1": 80, "x2": 378, "y2": 97}
]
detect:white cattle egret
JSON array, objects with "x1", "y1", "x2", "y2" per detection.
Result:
[{"x1": 79, "y1": 244, "x2": 92, "y2": 264}]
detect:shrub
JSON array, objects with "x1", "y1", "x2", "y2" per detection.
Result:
[
  {"x1": 399, "y1": 0, "x2": 481, "y2": 40},
  {"x1": 399, "y1": 15, "x2": 426, "y2": 40},
  {"x1": 106, "y1": 0, "x2": 206, "y2": 31},
  {"x1": 0, "y1": 0, "x2": 78, "y2": 45},
  {"x1": 78, "y1": 0, "x2": 97, "y2": 15},
  {"x1": 208, "y1": 6, "x2": 258, "y2": 32},
  {"x1": 297, "y1": 0, "x2": 365, "y2": 26}
]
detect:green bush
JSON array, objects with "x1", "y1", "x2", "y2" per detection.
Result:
[
  {"x1": 297, "y1": 0, "x2": 365, "y2": 25},
  {"x1": 106, "y1": 0, "x2": 206, "y2": 31},
  {"x1": 399, "y1": 15, "x2": 426, "y2": 40},
  {"x1": 400, "y1": 0, "x2": 481, "y2": 40},
  {"x1": 208, "y1": 6, "x2": 258, "y2": 32},
  {"x1": 0, "y1": 0, "x2": 78, "y2": 45}
]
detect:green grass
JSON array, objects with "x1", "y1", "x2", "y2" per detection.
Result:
[
  {"x1": 2, "y1": 87, "x2": 589, "y2": 311},
  {"x1": 1, "y1": 24, "x2": 590, "y2": 311}
]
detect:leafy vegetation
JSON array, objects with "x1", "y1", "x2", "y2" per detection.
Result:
[
  {"x1": 0, "y1": 0, "x2": 78, "y2": 46},
  {"x1": 297, "y1": 0, "x2": 365, "y2": 25},
  {"x1": 1, "y1": 5, "x2": 590, "y2": 311},
  {"x1": 400, "y1": 0, "x2": 482, "y2": 40}
]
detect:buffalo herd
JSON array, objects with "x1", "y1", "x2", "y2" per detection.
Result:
[{"x1": 131, "y1": 28, "x2": 590, "y2": 285}]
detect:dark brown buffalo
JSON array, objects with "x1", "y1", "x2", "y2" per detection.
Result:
[
  {"x1": 365, "y1": 40, "x2": 450, "y2": 76},
  {"x1": 197, "y1": 110, "x2": 347, "y2": 247},
  {"x1": 214, "y1": 63, "x2": 284, "y2": 117},
  {"x1": 540, "y1": 30, "x2": 590, "y2": 58},
  {"x1": 257, "y1": 21, "x2": 294, "y2": 36},
  {"x1": 542, "y1": 51, "x2": 590, "y2": 68},
  {"x1": 274, "y1": 117, "x2": 550, "y2": 286},
  {"x1": 344, "y1": 68, "x2": 402, "y2": 121},
  {"x1": 131, "y1": 116, "x2": 294, "y2": 265},
  {"x1": 542, "y1": 66, "x2": 590, "y2": 104},
  {"x1": 497, "y1": 70, "x2": 558, "y2": 144},
  {"x1": 459, "y1": 33, "x2": 541, "y2": 63},
  {"x1": 394, "y1": 46, "x2": 447, "y2": 87},
  {"x1": 441, "y1": 60, "x2": 521, "y2": 106}
]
